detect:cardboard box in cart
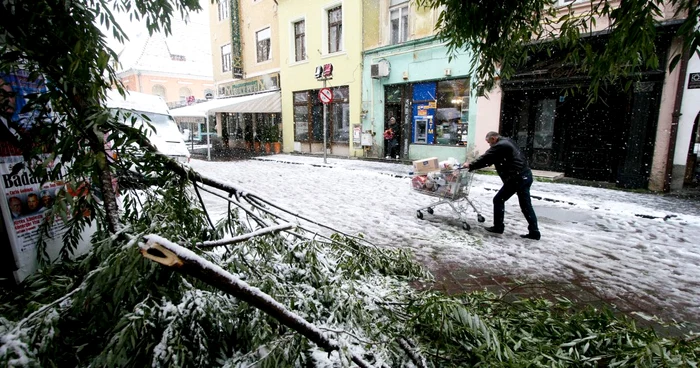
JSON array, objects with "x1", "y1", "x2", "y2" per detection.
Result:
[{"x1": 412, "y1": 157, "x2": 440, "y2": 174}]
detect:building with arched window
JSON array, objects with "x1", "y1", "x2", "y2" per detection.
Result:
[{"x1": 114, "y1": 9, "x2": 214, "y2": 109}]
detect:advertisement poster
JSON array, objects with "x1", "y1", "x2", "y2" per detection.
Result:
[
  {"x1": 1, "y1": 70, "x2": 91, "y2": 283},
  {"x1": 1, "y1": 154, "x2": 69, "y2": 249}
]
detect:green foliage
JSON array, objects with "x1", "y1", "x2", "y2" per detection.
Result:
[
  {"x1": 2, "y1": 184, "x2": 699, "y2": 366},
  {"x1": 1, "y1": 0, "x2": 699, "y2": 367},
  {"x1": 414, "y1": 0, "x2": 700, "y2": 99}
]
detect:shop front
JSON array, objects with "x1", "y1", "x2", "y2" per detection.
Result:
[
  {"x1": 170, "y1": 90, "x2": 281, "y2": 158},
  {"x1": 292, "y1": 86, "x2": 351, "y2": 156},
  {"x1": 361, "y1": 38, "x2": 480, "y2": 162}
]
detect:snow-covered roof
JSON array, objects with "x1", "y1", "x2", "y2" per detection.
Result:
[
  {"x1": 113, "y1": 7, "x2": 213, "y2": 79},
  {"x1": 170, "y1": 91, "x2": 281, "y2": 118}
]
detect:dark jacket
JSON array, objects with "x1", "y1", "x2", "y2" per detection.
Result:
[{"x1": 468, "y1": 137, "x2": 530, "y2": 183}]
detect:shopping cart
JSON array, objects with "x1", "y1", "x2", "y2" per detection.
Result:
[{"x1": 410, "y1": 168, "x2": 485, "y2": 230}]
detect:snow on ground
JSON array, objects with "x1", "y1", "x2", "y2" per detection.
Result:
[{"x1": 190, "y1": 155, "x2": 700, "y2": 324}]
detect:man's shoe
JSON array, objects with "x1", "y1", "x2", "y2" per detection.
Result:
[
  {"x1": 484, "y1": 226, "x2": 504, "y2": 234},
  {"x1": 520, "y1": 231, "x2": 541, "y2": 240}
]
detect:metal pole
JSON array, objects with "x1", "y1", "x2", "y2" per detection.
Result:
[
  {"x1": 206, "y1": 115, "x2": 211, "y2": 161},
  {"x1": 323, "y1": 79, "x2": 327, "y2": 164}
]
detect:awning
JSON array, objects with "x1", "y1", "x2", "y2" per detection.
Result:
[{"x1": 170, "y1": 91, "x2": 281, "y2": 118}]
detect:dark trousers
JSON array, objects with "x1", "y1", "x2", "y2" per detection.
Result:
[{"x1": 493, "y1": 170, "x2": 539, "y2": 232}]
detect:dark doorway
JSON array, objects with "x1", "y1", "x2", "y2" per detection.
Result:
[
  {"x1": 501, "y1": 83, "x2": 657, "y2": 185},
  {"x1": 385, "y1": 84, "x2": 410, "y2": 159}
]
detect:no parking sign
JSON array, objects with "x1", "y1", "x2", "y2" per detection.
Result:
[{"x1": 319, "y1": 88, "x2": 333, "y2": 104}]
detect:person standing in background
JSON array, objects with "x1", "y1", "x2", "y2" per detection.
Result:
[{"x1": 384, "y1": 116, "x2": 400, "y2": 159}]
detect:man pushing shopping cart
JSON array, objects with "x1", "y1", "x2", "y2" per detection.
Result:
[{"x1": 463, "y1": 131, "x2": 541, "y2": 240}]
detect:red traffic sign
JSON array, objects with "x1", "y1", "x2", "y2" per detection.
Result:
[{"x1": 319, "y1": 88, "x2": 333, "y2": 104}]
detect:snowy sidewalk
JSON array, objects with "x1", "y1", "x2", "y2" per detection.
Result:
[{"x1": 192, "y1": 155, "x2": 700, "y2": 332}]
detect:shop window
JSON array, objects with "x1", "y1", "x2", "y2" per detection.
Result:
[
  {"x1": 410, "y1": 79, "x2": 470, "y2": 146},
  {"x1": 293, "y1": 92, "x2": 309, "y2": 142},
  {"x1": 293, "y1": 86, "x2": 350, "y2": 143},
  {"x1": 434, "y1": 78, "x2": 470, "y2": 146}
]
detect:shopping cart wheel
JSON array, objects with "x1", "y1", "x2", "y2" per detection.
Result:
[
  {"x1": 477, "y1": 214, "x2": 485, "y2": 223},
  {"x1": 416, "y1": 211, "x2": 424, "y2": 220},
  {"x1": 427, "y1": 207, "x2": 434, "y2": 215},
  {"x1": 462, "y1": 222, "x2": 471, "y2": 231}
]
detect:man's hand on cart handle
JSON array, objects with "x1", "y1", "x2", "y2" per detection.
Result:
[{"x1": 462, "y1": 162, "x2": 470, "y2": 169}]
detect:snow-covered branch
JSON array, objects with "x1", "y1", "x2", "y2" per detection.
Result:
[
  {"x1": 139, "y1": 235, "x2": 373, "y2": 368},
  {"x1": 196, "y1": 223, "x2": 293, "y2": 248}
]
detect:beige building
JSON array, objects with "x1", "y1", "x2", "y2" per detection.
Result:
[
  {"x1": 200, "y1": 0, "x2": 282, "y2": 152},
  {"x1": 114, "y1": 10, "x2": 215, "y2": 109}
]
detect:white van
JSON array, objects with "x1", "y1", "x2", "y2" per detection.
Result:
[{"x1": 105, "y1": 89, "x2": 190, "y2": 164}]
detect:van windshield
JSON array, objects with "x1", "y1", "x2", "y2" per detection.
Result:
[
  {"x1": 115, "y1": 109, "x2": 183, "y2": 142},
  {"x1": 139, "y1": 112, "x2": 183, "y2": 142}
]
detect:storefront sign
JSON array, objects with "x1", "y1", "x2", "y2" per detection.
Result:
[
  {"x1": 689, "y1": 72, "x2": 700, "y2": 89},
  {"x1": 219, "y1": 73, "x2": 280, "y2": 97}
]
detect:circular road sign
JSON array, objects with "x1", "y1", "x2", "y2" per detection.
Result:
[{"x1": 319, "y1": 88, "x2": 333, "y2": 104}]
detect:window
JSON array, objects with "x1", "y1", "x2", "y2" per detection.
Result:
[
  {"x1": 179, "y1": 87, "x2": 192, "y2": 102},
  {"x1": 293, "y1": 86, "x2": 350, "y2": 143},
  {"x1": 327, "y1": 6, "x2": 342, "y2": 53},
  {"x1": 221, "y1": 44, "x2": 232, "y2": 72},
  {"x1": 293, "y1": 92, "x2": 309, "y2": 142},
  {"x1": 433, "y1": 79, "x2": 470, "y2": 146},
  {"x1": 218, "y1": 0, "x2": 229, "y2": 21},
  {"x1": 294, "y1": 20, "x2": 306, "y2": 62},
  {"x1": 256, "y1": 28, "x2": 271, "y2": 63},
  {"x1": 330, "y1": 87, "x2": 350, "y2": 142},
  {"x1": 151, "y1": 85, "x2": 166, "y2": 99},
  {"x1": 390, "y1": 4, "x2": 409, "y2": 45}
]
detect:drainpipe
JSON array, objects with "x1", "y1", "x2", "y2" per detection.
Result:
[
  {"x1": 137, "y1": 71, "x2": 143, "y2": 93},
  {"x1": 663, "y1": 44, "x2": 690, "y2": 192}
]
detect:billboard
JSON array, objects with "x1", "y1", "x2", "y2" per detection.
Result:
[{"x1": 0, "y1": 70, "x2": 92, "y2": 283}]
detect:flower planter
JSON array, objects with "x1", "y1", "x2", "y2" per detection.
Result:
[{"x1": 273, "y1": 142, "x2": 281, "y2": 154}]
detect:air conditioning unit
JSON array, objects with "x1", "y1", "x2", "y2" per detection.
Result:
[{"x1": 370, "y1": 60, "x2": 390, "y2": 79}]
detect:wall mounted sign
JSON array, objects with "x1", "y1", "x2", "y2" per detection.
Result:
[{"x1": 688, "y1": 72, "x2": 700, "y2": 89}]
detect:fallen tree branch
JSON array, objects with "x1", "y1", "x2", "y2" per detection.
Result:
[
  {"x1": 397, "y1": 337, "x2": 427, "y2": 368},
  {"x1": 139, "y1": 234, "x2": 373, "y2": 368},
  {"x1": 196, "y1": 223, "x2": 293, "y2": 248}
]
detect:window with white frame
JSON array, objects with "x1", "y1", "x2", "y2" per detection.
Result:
[
  {"x1": 221, "y1": 44, "x2": 232, "y2": 72},
  {"x1": 256, "y1": 28, "x2": 271, "y2": 62},
  {"x1": 327, "y1": 6, "x2": 342, "y2": 53},
  {"x1": 294, "y1": 20, "x2": 306, "y2": 62},
  {"x1": 390, "y1": 2, "x2": 409, "y2": 45},
  {"x1": 218, "y1": 0, "x2": 229, "y2": 21}
]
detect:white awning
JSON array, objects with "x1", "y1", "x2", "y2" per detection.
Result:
[{"x1": 170, "y1": 91, "x2": 281, "y2": 118}]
